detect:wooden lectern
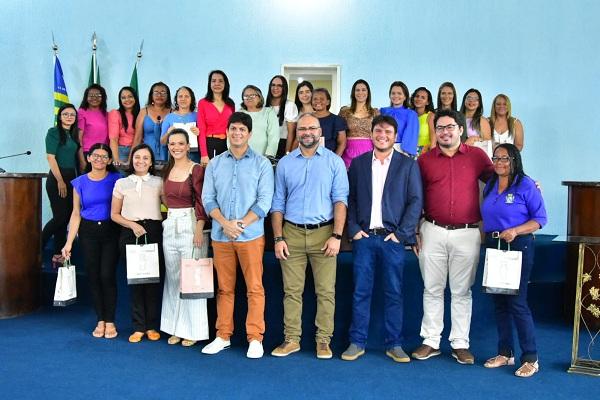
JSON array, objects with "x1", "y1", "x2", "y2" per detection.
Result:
[{"x1": 0, "y1": 173, "x2": 46, "y2": 318}]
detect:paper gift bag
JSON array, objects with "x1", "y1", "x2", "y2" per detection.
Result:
[
  {"x1": 472, "y1": 140, "x2": 493, "y2": 159},
  {"x1": 482, "y1": 239, "x2": 522, "y2": 295},
  {"x1": 126, "y1": 236, "x2": 160, "y2": 285},
  {"x1": 180, "y1": 255, "x2": 214, "y2": 299},
  {"x1": 53, "y1": 260, "x2": 77, "y2": 306}
]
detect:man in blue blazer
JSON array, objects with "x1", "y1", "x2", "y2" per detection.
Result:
[{"x1": 341, "y1": 115, "x2": 423, "y2": 362}]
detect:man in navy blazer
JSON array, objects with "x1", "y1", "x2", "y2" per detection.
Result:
[{"x1": 341, "y1": 115, "x2": 423, "y2": 362}]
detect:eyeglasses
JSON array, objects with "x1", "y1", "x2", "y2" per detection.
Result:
[
  {"x1": 153, "y1": 90, "x2": 167, "y2": 96},
  {"x1": 270, "y1": 83, "x2": 283, "y2": 88},
  {"x1": 491, "y1": 156, "x2": 513, "y2": 164},
  {"x1": 61, "y1": 112, "x2": 76, "y2": 118},
  {"x1": 435, "y1": 124, "x2": 458, "y2": 133},
  {"x1": 466, "y1": 96, "x2": 480, "y2": 102},
  {"x1": 90, "y1": 154, "x2": 110, "y2": 161},
  {"x1": 243, "y1": 94, "x2": 259, "y2": 100},
  {"x1": 297, "y1": 126, "x2": 320, "y2": 132},
  {"x1": 120, "y1": 95, "x2": 135, "y2": 100},
  {"x1": 87, "y1": 93, "x2": 102, "y2": 99}
]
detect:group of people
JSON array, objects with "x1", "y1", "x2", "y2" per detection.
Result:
[{"x1": 42, "y1": 72, "x2": 543, "y2": 378}]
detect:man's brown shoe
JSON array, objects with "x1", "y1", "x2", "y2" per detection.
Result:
[
  {"x1": 316, "y1": 342, "x2": 332, "y2": 359},
  {"x1": 271, "y1": 340, "x2": 300, "y2": 357},
  {"x1": 452, "y1": 348, "x2": 475, "y2": 365},
  {"x1": 411, "y1": 344, "x2": 441, "y2": 360}
]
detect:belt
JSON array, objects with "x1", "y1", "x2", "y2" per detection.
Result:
[
  {"x1": 206, "y1": 134, "x2": 226, "y2": 140},
  {"x1": 425, "y1": 217, "x2": 478, "y2": 230},
  {"x1": 286, "y1": 219, "x2": 334, "y2": 230},
  {"x1": 367, "y1": 228, "x2": 390, "y2": 236}
]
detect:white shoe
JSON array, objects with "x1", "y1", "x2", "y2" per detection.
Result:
[
  {"x1": 201, "y1": 337, "x2": 230, "y2": 355},
  {"x1": 247, "y1": 340, "x2": 264, "y2": 359}
]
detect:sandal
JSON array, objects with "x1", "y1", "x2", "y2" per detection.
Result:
[
  {"x1": 168, "y1": 335, "x2": 181, "y2": 345},
  {"x1": 484, "y1": 355, "x2": 515, "y2": 368},
  {"x1": 104, "y1": 323, "x2": 118, "y2": 339},
  {"x1": 128, "y1": 331, "x2": 144, "y2": 343},
  {"x1": 515, "y1": 361, "x2": 539, "y2": 378},
  {"x1": 181, "y1": 339, "x2": 197, "y2": 347},
  {"x1": 92, "y1": 321, "x2": 105, "y2": 338},
  {"x1": 146, "y1": 330, "x2": 161, "y2": 341}
]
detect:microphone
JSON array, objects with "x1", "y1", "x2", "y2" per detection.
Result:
[
  {"x1": 0, "y1": 151, "x2": 31, "y2": 173},
  {"x1": 0, "y1": 151, "x2": 31, "y2": 160}
]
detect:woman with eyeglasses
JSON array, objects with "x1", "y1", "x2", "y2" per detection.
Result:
[
  {"x1": 197, "y1": 70, "x2": 236, "y2": 164},
  {"x1": 489, "y1": 94, "x2": 524, "y2": 151},
  {"x1": 108, "y1": 87, "x2": 140, "y2": 166},
  {"x1": 480, "y1": 143, "x2": 546, "y2": 378},
  {"x1": 132, "y1": 82, "x2": 172, "y2": 162},
  {"x1": 62, "y1": 143, "x2": 121, "y2": 339},
  {"x1": 460, "y1": 89, "x2": 491, "y2": 146},
  {"x1": 379, "y1": 81, "x2": 419, "y2": 157},
  {"x1": 78, "y1": 84, "x2": 108, "y2": 171},
  {"x1": 240, "y1": 85, "x2": 279, "y2": 157},
  {"x1": 160, "y1": 86, "x2": 200, "y2": 162},
  {"x1": 43, "y1": 104, "x2": 81, "y2": 266},
  {"x1": 294, "y1": 80, "x2": 314, "y2": 116},
  {"x1": 111, "y1": 144, "x2": 164, "y2": 343},
  {"x1": 338, "y1": 79, "x2": 380, "y2": 168},
  {"x1": 409, "y1": 87, "x2": 435, "y2": 157},
  {"x1": 428, "y1": 82, "x2": 458, "y2": 149},
  {"x1": 266, "y1": 75, "x2": 298, "y2": 158},
  {"x1": 160, "y1": 129, "x2": 210, "y2": 347}
]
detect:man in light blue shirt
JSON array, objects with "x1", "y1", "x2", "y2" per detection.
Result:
[
  {"x1": 201, "y1": 112, "x2": 274, "y2": 359},
  {"x1": 270, "y1": 113, "x2": 349, "y2": 359}
]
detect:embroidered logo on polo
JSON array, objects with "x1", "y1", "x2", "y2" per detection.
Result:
[{"x1": 505, "y1": 193, "x2": 514, "y2": 204}]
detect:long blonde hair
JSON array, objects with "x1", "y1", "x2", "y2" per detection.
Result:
[{"x1": 489, "y1": 94, "x2": 515, "y2": 137}]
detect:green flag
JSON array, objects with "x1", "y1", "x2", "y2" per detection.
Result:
[{"x1": 130, "y1": 62, "x2": 138, "y2": 95}]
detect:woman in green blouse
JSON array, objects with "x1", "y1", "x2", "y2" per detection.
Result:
[{"x1": 42, "y1": 104, "x2": 80, "y2": 265}]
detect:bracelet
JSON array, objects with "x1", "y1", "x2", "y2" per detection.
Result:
[
  {"x1": 331, "y1": 233, "x2": 342, "y2": 240},
  {"x1": 274, "y1": 236, "x2": 285, "y2": 244}
]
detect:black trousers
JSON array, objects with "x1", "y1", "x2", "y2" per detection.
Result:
[
  {"x1": 276, "y1": 138, "x2": 287, "y2": 159},
  {"x1": 79, "y1": 218, "x2": 120, "y2": 322},
  {"x1": 206, "y1": 137, "x2": 227, "y2": 159},
  {"x1": 119, "y1": 219, "x2": 164, "y2": 332},
  {"x1": 42, "y1": 168, "x2": 76, "y2": 254}
]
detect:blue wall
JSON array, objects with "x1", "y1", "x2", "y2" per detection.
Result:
[{"x1": 1, "y1": 0, "x2": 597, "y2": 234}]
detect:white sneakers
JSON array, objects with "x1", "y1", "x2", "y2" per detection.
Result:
[
  {"x1": 247, "y1": 340, "x2": 264, "y2": 359},
  {"x1": 201, "y1": 337, "x2": 231, "y2": 354},
  {"x1": 201, "y1": 337, "x2": 263, "y2": 359}
]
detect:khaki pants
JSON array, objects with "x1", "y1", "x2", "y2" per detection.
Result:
[
  {"x1": 281, "y1": 223, "x2": 336, "y2": 344},
  {"x1": 212, "y1": 236, "x2": 265, "y2": 342}
]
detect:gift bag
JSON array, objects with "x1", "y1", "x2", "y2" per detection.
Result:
[
  {"x1": 53, "y1": 260, "x2": 77, "y2": 306},
  {"x1": 180, "y1": 248, "x2": 214, "y2": 299},
  {"x1": 482, "y1": 239, "x2": 522, "y2": 295},
  {"x1": 126, "y1": 235, "x2": 160, "y2": 285}
]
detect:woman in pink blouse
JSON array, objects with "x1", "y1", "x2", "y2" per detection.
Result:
[
  {"x1": 108, "y1": 86, "x2": 140, "y2": 166},
  {"x1": 78, "y1": 84, "x2": 108, "y2": 171},
  {"x1": 196, "y1": 70, "x2": 235, "y2": 165}
]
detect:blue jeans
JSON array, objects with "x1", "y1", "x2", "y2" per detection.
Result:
[
  {"x1": 485, "y1": 233, "x2": 537, "y2": 363},
  {"x1": 118, "y1": 145, "x2": 131, "y2": 162},
  {"x1": 349, "y1": 234, "x2": 406, "y2": 348}
]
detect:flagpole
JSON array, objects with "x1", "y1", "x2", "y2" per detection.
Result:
[{"x1": 91, "y1": 32, "x2": 98, "y2": 84}]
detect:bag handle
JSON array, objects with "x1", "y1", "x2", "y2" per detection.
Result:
[
  {"x1": 496, "y1": 238, "x2": 511, "y2": 251},
  {"x1": 62, "y1": 258, "x2": 72, "y2": 268},
  {"x1": 135, "y1": 234, "x2": 149, "y2": 246}
]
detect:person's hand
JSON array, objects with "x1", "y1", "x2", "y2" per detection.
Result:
[
  {"x1": 321, "y1": 237, "x2": 340, "y2": 257},
  {"x1": 129, "y1": 222, "x2": 147, "y2": 238},
  {"x1": 465, "y1": 136, "x2": 480, "y2": 146},
  {"x1": 384, "y1": 232, "x2": 400, "y2": 243},
  {"x1": 190, "y1": 126, "x2": 199, "y2": 135},
  {"x1": 222, "y1": 220, "x2": 244, "y2": 240},
  {"x1": 499, "y1": 228, "x2": 518, "y2": 243},
  {"x1": 61, "y1": 243, "x2": 72, "y2": 260},
  {"x1": 275, "y1": 240, "x2": 289, "y2": 260},
  {"x1": 200, "y1": 156, "x2": 209, "y2": 167},
  {"x1": 193, "y1": 230, "x2": 204, "y2": 248},
  {"x1": 352, "y1": 230, "x2": 369, "y2": 241},
  {"x1": 57, "y1": 180, "x2": 67, "y2": 198},
  {"x1": 412, "y1": 234, "x2": 422, "y2": 257}
]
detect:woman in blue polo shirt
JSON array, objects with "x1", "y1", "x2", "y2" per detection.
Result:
[{"x1": 480, "y1": 143, "x2": 547, "y2": 378}]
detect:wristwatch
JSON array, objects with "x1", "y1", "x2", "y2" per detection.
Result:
[
  {"x1": 237, "y1": 221, "x2": 246, "y2": 229},
  {"x1": 274, "y1": 236, "x2": 285, "y2": 244},
  {"x1": 331, "y1": 233, "x2": 342, "y2": 240}
]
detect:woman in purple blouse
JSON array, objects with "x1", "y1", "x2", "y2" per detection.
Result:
[
  {"x1": 62, "y1": 143, "x2": 121, "y2": 339},
  {"x1": 379, "y1": 81, "x2": 419, "y2": 157}
]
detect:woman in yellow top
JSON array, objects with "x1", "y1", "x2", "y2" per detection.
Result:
[{"x1": 410, "y1": 87, "x2": 434, "y2": 157}]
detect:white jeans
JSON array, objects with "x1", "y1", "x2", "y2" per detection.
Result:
[{"x1": 418, "y1": 220, "x2": 480, "y2": 349}]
